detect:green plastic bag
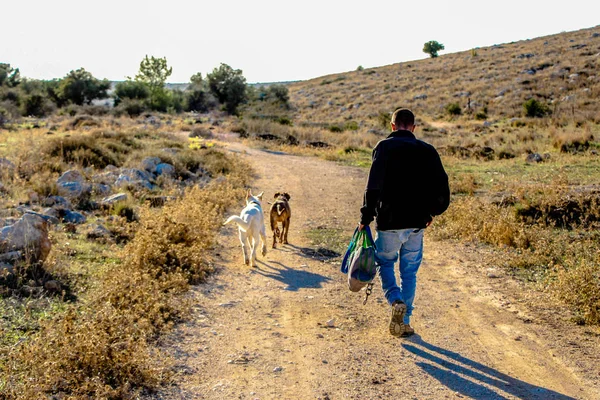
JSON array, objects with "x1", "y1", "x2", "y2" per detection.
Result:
[{"x1": 341, "y1": 227, "x2": 377, "y2": 292}]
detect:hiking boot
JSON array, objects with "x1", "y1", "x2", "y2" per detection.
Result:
[
  {"x1": 400, "y1": 324, "x2": 415, "y2": 338},
  {"x1": 389, "y1": 301, "x2": 407, "y2": 337}
]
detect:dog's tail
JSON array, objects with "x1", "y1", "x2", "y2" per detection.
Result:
[
  {"x1": 276, "y1": 204, "x2": 284, "y2": 216},
  {"x1": 223, "y1": 215, "x2": 250, "y2": 232}
]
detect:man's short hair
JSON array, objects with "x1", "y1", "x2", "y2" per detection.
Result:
[{"x1": 391, "y1": 108, "x2": 415, "y2": 128}]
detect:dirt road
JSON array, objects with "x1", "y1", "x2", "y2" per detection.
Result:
[{"x1": 151, "y1": 141, "x2": 600, "y2": 399}]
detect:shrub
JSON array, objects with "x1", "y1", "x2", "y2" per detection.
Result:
[
  {"x1": 475, "y1": 107, "x2": 488, "y2": 120},
  {"x1": 523, "y1": 98, "x2": 550, "y2": 118},
  {"x1": 44, "y1": 136, "x2": 121, "y2": 168},
  {"x1": 551, "y1": 258, "x2": 600, "y2": 325},
  {"x1": 0, "y1": 107, "x2": 7, "y2": 128},
  {"x1": 22, "y1": 93, "x2": 54, "y2": 117},
  {"x1": 114, "y1": 80, "x2": 149, "y2": 106},
  {"x1": 115, "y1": 99, "x2": 147, "y2": 117},
  {"x1": 446, "y1": 103, "x2": 462, "y2": 116},
  {"x1": 185, "y1": 88, "x2": 214, "y2": 112}
]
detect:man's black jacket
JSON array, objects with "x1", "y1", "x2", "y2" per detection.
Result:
[{"x1": 360, "y1": 129, "x2": 450, "y2": 230}]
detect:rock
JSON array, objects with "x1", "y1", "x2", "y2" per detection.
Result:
[
  {"x1": 40, "y1": 196, "x2": 63, "y2": 208},
  {"x1": 92, "y1": 183, "x2": 111, "y2": 196},
  {"x1": 101, "y1": 193, "x2": 128, "y2": 206},
  {"x1": 62, "y1": 210, "x2": 86, "y2": 224},
  {"x1": 413, "y1": 94, "x2": 428, "y2": 100},
  {"x1": 20, "y1": 285, "x2": 43, "y2": 297},
  {"x1": 141, "y1": 157, "x2": 162, "y2": 174},
  {"x1": 0, "y1": 214, "x2": 51, "y2": 264},
  {"x1": 57, "y1": 181, "x2": 91, "y2": 199},
  {"x1": 85, "y1": 224, "x2": 111, "y2": 240},
  {"x1": 44, "y1": 280, "x2": 62, "y2": 292},
  {"x1": 156, "y1": 163, "x2": 175, "y2": 177},
  {"x1": 0, "y1": 218, "x2": 18, "y2": 228},
  {"x1": 116, "y1": 176, "x2": 154, "y2": 190},
  {"x1": 57, "y1": 170, "x2": 85, "y2": 184},
  {"x1": 25, "y1": 210, "x2": 60, "y2": 225},
  {"x1": 326, "y1": 319, "x2": 335, "y2": 327},
  {"x1": 307, "y1": 141, "x2": 330, "y2": 148},
  {"x1": 273, "y1": 366, "x2": 283, "y2": 373},
  {"x1": 483, "y1": 121, "x2": 492, "y2": 128},
  {"x1": 0, "y1": 251, "x2": 22, "y2": 263},
  {"x1": 118, "y1": 168, "x2": 153, "y2": 183},
  {"x1": 454, "y1": 91, "x2": 471, "y2": 97},
  {"x1": 526, "y1": 153, "x2": 543, "y2": 163},
  {"x1": 92, "y1": 170, "x2": 120, "y2": 185},
  {"x1": 161, "y1": 148, "x2": 180, "y2": 155},
  {"x1": 593, "y1": 32, "x2": 600, "y2": 38},
  {"x1": 115, "y1": 168, "x2": 154, "y2": 190}
]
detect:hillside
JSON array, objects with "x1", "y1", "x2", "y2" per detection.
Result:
[{"x1": 287, "y1": 26, "x2": 600, "y2": 129}]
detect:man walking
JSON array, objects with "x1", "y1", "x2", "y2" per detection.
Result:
[{"x1": 359, "y1": 108, "x2": 450, "y2": 337}]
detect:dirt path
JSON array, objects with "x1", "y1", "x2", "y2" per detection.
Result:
[{"x1": 151, "y1": 141, "x2": 599, "y2": 400}]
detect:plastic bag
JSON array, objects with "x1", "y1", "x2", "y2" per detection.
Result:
[{"x1": 341, "y1": 227, "x2": 377, "y2": 292}]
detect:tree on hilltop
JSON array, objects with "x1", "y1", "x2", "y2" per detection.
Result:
[{"x1": 423, "y1": 41, "x2": 445, "y2": 58}]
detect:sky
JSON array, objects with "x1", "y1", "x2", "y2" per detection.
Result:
[{"x1": 3, "y1": 0, "x2": 600, "y2": 84}]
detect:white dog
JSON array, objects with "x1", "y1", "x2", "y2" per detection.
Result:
[{"x1": 224, "y1": 190, "x2": 268, "y2": 267}]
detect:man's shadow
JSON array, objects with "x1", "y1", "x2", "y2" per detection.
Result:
[
  {"x1": 253, "y1": 260, "x2": 331, "y2": 291},
  {"x1": 402, "y1": 336, "x2": 576, "y2": 399}
]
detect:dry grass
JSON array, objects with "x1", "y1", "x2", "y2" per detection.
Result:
[{"x1": 0, "y1": 116, "x2": 251, "y2": 398}]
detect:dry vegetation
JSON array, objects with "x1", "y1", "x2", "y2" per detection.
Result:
[
  {"x1": 0, "y1": 114, "x2": 249, "y2": 398},
  {"x1": 236, "y1": 26, "x2": 600, "y2": 326}
]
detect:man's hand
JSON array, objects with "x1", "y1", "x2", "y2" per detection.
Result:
[{"x1": 426, "y1": 217, "x2": 434, "y2": 228}]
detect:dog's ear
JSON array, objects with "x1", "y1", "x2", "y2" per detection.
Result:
[
  {"x1": 246, "y1": 189, "x2": 251, "y2": 201},
  {"x1": 284, "y1": 192, "x2": 290, "y2": 200},
  {"x1": 257, "y1": 191, "x2": 264, "y2": 200},
  {"x1": 274, "y1": 192, "x2": 280, "y2": 199}
]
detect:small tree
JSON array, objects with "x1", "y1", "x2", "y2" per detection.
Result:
[
  {"x1": 0, "y1": 63, "x2": 21, "y2": 87},
  {"x1": 206, "y1": 63, "x2": 248, "y2": 114},
  {"x1": 57, "y1": 68, "x2": 110, "y2": 105},
  {"x1": 190, "y1": 72, "x2": 204, "y2": 87},
  {"x1": 523, "y1": 99, "x2": 550, "y2": 118},
  {"x1": 134, "y1": 55, "x2": 173, "y2": 111},
  {"x1": 423, "y1": 41, "x2": 445, "y2": 58}
]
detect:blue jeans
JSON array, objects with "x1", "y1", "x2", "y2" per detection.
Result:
[{"x1": 375, "y1": 228, "x2": 424, "y2": 324}]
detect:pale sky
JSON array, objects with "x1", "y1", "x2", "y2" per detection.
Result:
[{"x1": 3, "y1": 0, "x2": 599, "y2": 83}]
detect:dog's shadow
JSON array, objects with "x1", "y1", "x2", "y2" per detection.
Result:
[{"x1": 253, "y1": 260, "x2": 332, "y2": 291}]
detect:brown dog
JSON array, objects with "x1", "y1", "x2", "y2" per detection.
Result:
[{"x1": 269, "y1": 192, "x2": 291, "y2": 248}]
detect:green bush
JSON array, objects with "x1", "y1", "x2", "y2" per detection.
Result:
[
  {"x1": 446, "y1": 103, "x2": 462, "y2": 116},
  {"x1": 58, "y1": 68, "x2": 110, "y2": 106},
  {"x1": 185, "y1": 88, "x2": 215, "y2": 112},
  {"x1": 523, "y1": 99, "x2": 550, "y2": 118},
  {"x1": 115, "y1": 99, "x2": 147, "y2": 117},
  {"x1": 22, "y1": 93, "x2": 54, "y2": 117},
  {"x1": 114, "y1": 80, "x2": 149, "y2": 106}
]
